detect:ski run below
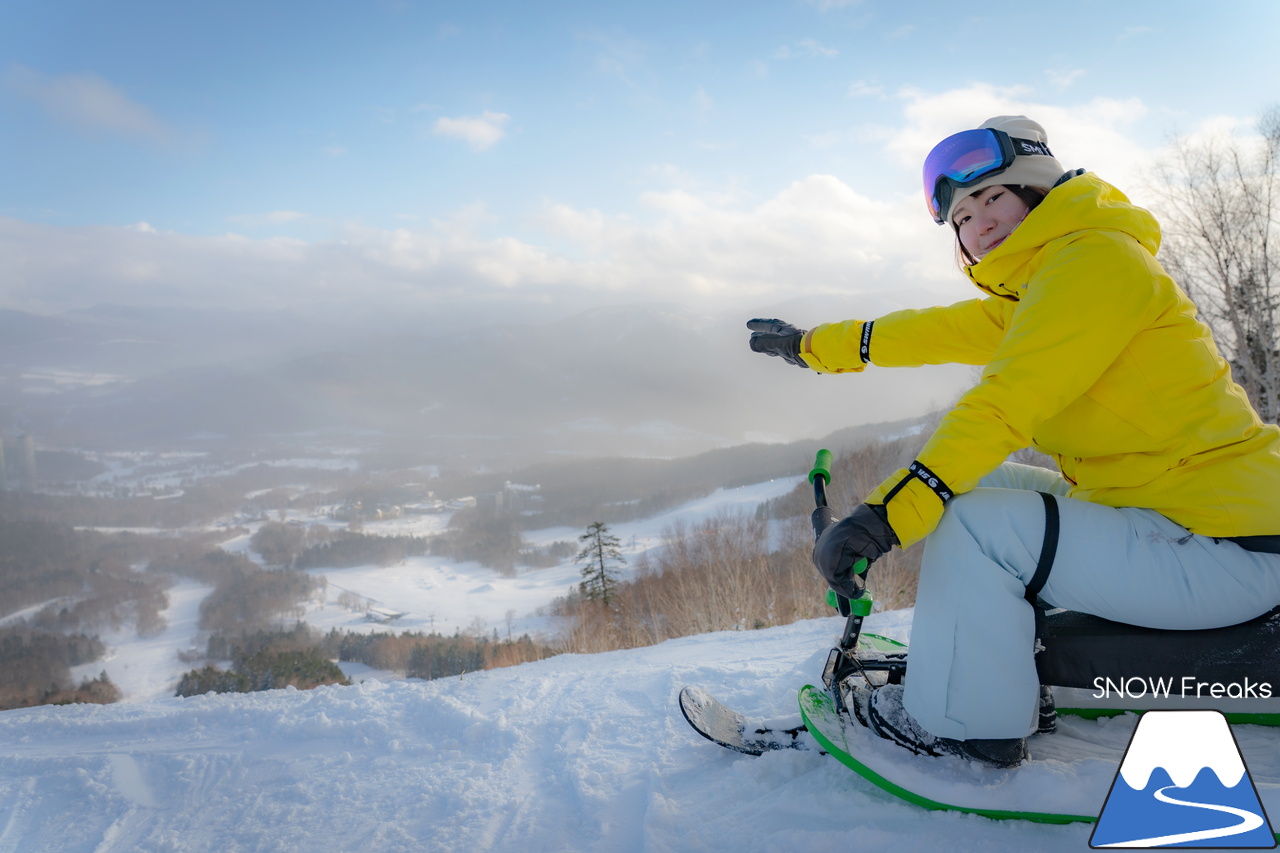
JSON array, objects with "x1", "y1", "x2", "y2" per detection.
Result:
[{"x1": 2, "y1": 607, "x2": 1164, "y2": 853}]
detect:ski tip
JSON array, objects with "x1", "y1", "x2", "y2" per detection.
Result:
[
  {"x1": 679, "y1": 685, "x2": 814, "y2": 755},
  {"x1": 678, "y1": 685, "x2": 766, "y2": 755},
  {"x1": 678, "y1": 685, "x2": 729, "y2": 730}
]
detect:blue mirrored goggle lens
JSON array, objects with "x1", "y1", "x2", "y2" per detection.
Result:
[{"x1": 923, "y1": 129, "x2": 1012, "y2": 223}]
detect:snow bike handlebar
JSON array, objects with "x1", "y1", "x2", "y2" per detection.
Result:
[
  {"x1": 807, "y1": 448, "x2": 838, "y2": 540},
  {"x1": 808, "y1": 449, "x2": 882, "y2": 704},
  {"x1": 808, "y1": 448, "x2": 833, "y2": 495},
  {"x1": 806, "y1": 449, "x2": 870, "y2": 621}
]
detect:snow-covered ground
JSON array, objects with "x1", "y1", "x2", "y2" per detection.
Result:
[
  {"x1": 296, "y1": 476, "x2": 808, "y2": 641},
  {"x1": 8, "y1": 471, "x2": 1278, "y2": 851},
  {"x1": 77, "y1": 476, "x2": 808, "y2": 704},
  {"x1": 3, "y1": 609, "x2": 1114, "y2": 853},
  {"x1": 71, "y1": 581, "x2": 214, "y2": 702}
]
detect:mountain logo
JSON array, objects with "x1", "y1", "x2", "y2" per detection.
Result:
[{"x1": 1091, "y1": 710, "x2": 1276, "y2": 848}]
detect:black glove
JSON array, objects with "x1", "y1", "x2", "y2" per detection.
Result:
[
  {"x1": 813, "y1": 503, "x2": 898, "y2": 599},
  {"x1": 746, "y1": 319, "x2": 809, "y2": 369}
]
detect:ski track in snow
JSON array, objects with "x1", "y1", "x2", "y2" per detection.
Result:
[{"x1": 0, "y1": 611, "x2": 1106, "y2": 853}]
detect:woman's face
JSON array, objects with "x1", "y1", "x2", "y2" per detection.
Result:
[{"x1": 951, "y1": 185, "x2": 1031, "y2": 260}]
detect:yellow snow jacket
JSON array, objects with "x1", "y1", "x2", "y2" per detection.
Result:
[{"x1": 801, "y1": 173, "x2": 1280, "y2": 548}]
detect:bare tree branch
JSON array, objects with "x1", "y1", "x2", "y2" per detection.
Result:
[{"x1": 1149, "y1": 107, "x2": 1280, "y2": 422}]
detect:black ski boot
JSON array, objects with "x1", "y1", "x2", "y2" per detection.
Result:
[
  {"x1": 1037, "y1": 684, "x2": 1057, "y2": 735},
  {"x1": 848, "y1": 683, "x2": 1027, "y2": 770}
]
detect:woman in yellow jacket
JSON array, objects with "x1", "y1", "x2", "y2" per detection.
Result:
[{"x1": 748, "y1": 116, "x2": 1280, "y2": 768}]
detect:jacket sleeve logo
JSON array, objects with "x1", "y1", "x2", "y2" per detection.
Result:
[{"x1": 908, "y1": 460, "x2": 953, "y2": 503}]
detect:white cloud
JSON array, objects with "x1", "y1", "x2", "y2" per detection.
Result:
[
  {"x1": 848, "y1": 80, "x2": 885, "y2": 99},
  {"x1": 1, "y1": 82, "x2": 1207, "y2": 326},
  {"x1": 1141, "y1": 113, "x2": 1273, "y2": 204},
  {"x1": 432, "y1": 111, "x2": 511, "y2": 151},
  {"x1": 535, "y1": 176, "x2": 956, "y2": 300},
  {"x1": 806, "y1": 128, "x2": 858, "y2": 149},
  {"x1": 640, "y1": 163, "x2": 742, "y2": 204},
  {"x1": 575, "y1": 29, "x2": 648, "y2": 86},
  {"x1": 774, "y1": 39, "x2": 839, "y2": 60},
  {"x1": 430, "y1": 201, "x2": 499, "y2": 234},
  {"x1": 227, "y1": 211, "x2": 308, "y2": 228},
  {"x1": 0, "y1": 166, "x2": 962, "y2": 322},
  {"x1": 3, "y1": 64, "x2": 175, "y2": 145},
  {"x1": 887, "y1": 83, "x2": 1152, "y2": 201},
  {"x1": 1046, "y1": 68, "x2": 1085, "y2": 91},
  {"x1": 693, "y1": 87, "x2": 714, "y2": 122}
]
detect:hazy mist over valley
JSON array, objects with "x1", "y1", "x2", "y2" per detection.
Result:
[{"x1": 0, "y1": 297, "x2": 969, "y2": 473}]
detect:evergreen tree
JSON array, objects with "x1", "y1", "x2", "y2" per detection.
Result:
[{"x1": 576, "y1": 521, "x2": 626, "y2": 606}]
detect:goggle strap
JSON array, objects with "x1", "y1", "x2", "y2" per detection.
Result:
[{"x1": 1010, "y1": 136, "x2": 1052, "y2": 158}]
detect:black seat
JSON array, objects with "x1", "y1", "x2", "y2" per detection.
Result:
[{"x1": 1035, "y1": 605, "x2": 1280, "y2": 689}]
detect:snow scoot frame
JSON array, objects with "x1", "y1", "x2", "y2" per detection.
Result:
[
  {"x1": 682, "y1": 450, "x2": 1280, "y2": 828},
  {"x1": 806, "y1": 448, "x2": 1280, "y2": 726}
]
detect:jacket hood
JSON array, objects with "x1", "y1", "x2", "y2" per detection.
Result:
[{"x1": 964, "y1": 172, "x2": 1163, "y2": 299}]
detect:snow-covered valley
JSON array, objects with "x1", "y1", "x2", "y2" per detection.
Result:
[
  {"x1": 4, "y1": 467, "x2": 1274, "y2": 852},
  {"x1": 4, "y1": 608, "x2": 1112, "y2": 853},
  {"x1": 64, "y1": 474, "x2": 808, "y2": 705}
]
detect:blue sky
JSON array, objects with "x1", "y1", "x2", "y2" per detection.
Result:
[{"x1": 2, "y1": 0, "x2": 1279, "y2": 320}]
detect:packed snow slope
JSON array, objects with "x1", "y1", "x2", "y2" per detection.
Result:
[{"x1": 1, "y1": 611, "x2": 1104, "y2": 853}]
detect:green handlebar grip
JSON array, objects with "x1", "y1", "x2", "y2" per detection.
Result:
[
  {"x1": 824, "y1": 588, "x2": 873, "y2": 617},
  {"x1": 809, "y1": 448, "x2": 833, "y2": 484}
]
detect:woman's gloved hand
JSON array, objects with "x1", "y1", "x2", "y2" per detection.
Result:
[
  {"x1": 813, "y1": 503, "x2": 898, "y2": 598},
  {"x1": 746, "y1": 319, "x2": 809, "y2": 369}
]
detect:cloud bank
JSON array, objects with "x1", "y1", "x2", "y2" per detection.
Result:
[
  {"x1": 4, "y1": 64, "x2": 176, "y2": 146},
  {"x1": 0, "y1": 174, "x2": 957, "y2": 323},
  {"x1": 0, "y1": 84, "x2": 1244, "y2": 328}
]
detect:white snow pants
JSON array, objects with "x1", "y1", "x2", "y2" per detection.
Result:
[{"x1": 902, "y1": 462, "x2": 1280, "y2": 741}]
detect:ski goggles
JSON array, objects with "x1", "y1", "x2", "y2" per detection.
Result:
[{"x1": 923, "y1": 128, "x2": 1052, "y2": 224}]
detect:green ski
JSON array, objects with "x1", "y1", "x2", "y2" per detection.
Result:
[{"x1": 798, "y1": 684, "x2": 1280, "y2": 830}]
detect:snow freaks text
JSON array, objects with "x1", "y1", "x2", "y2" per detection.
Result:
[{"x1": 1092, "y1": 677, "x2": 1273, "y2": 700}]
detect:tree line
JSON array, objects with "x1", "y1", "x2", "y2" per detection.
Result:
[
  {"x1": 0, "y1": 629, "x2": 118, "y2": 710},
  {"x1": 0, "y1": 500, "x2": 328, "y2": 711},
  {"x1": 176, "y1": 648, "x2": 348, "y2": 696},
  {"x1": 176, "y1": 622, "x2": 557, "y2": 697}
]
